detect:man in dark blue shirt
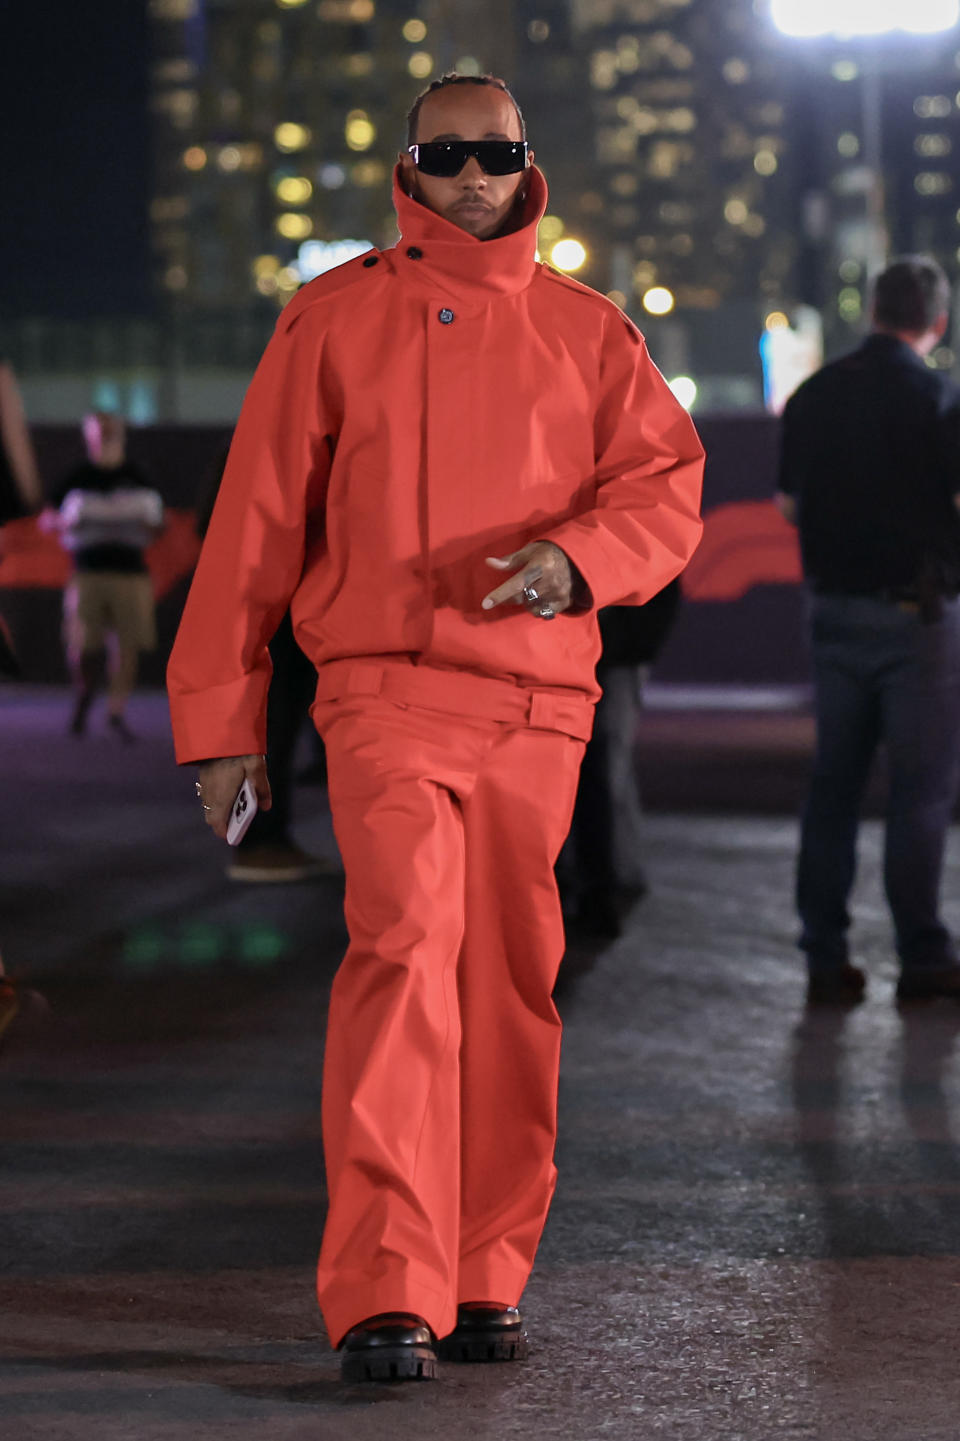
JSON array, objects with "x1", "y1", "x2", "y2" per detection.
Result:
[{"x1": 777, "y1": 256, "x2": 960, "y2": 1005}]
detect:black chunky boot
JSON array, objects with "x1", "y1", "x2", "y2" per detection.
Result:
[
  {"x1": 437, "y1": 1304, "x2": 529, "y2": 1363},
  {"x1": 339, "y1": 1313, "x2": 438, "y2": 1383}
]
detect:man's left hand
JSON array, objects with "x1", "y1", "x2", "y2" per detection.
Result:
[{"x1": 481, "y1": 541, "x2": 586, "y2": 618}]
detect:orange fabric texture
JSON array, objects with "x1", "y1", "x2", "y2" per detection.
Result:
[
  {"x1": 166, "y1": 165, "x2": 704, "y2": 764},
  {"x1": 312, "y1": 680, "x2": 584, "y2": 1346},
  {"x1": 166, "y1": 164, "x2": 704, "y2": 1346}
]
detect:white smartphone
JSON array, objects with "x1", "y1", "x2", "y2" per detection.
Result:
[{"x1": 226, "y1": 778, "x2": 258, "y2": 846}]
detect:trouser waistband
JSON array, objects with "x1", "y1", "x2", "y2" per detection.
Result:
[{"x1": 313, "y1": 658, "x2": 595, "y2": 742}]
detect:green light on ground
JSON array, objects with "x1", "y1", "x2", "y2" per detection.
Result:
[
  {"x1": 239, "y1": 926, "x2": 288, "y2": 968},
  {"x1": 122, "y1": 926, "x2": 165, "y2": 972},
  {"x1": 179, "y1": 922, "x2": 223, "y2": 968}
]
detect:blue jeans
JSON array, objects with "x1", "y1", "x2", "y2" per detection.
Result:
[{"x1": 798, "y1": 593, "x2": 960, "y2": 976}]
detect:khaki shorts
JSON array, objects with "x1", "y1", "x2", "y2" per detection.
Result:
[{"x1": 64, "y1": 572, "x2": 157, "y2": 654}]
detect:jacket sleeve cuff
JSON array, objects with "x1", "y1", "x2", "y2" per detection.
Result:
[{"x1": 168, "y1": 670, "x2": 271, "y2": 766}]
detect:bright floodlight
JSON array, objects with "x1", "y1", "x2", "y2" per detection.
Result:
[
  {"x1": 771, "y1": 0, "x2": 959, "y2": 35},
  {"x1": 668, "y1": 376, "x2": 697, "y2": 410}
]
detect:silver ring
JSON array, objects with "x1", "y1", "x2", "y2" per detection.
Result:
[
  {"x1": 538, "y1": 605, "x2": 556, "y2": 620},
  {"x1": 522, "y1": 584, "x2": 540, "y2": 604}
]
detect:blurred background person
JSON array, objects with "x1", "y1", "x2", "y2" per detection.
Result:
[
  {"x1": 40, "y1": 412, "x2": 164, "y2": 741},
  {"x1": 777, "y1": 256, "x2": 960, "y2": 1006},
  {"x1": 562, "y1": 580, "x2": 681, "y2": 939},
  {"x1": 0, "y1": 357, "x2": 43, "y2": 1034},
  {"x1": 0, "y1": 357, "x2": 43, "y2": 677}
]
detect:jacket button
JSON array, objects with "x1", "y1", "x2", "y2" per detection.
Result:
[
  {"x1": 362, "y1": 254, "x2": 379, "y2": 267},
  {"x1": 406, "y1": 246, "x2": 423, "y2": 260},
  {"x1": 438, "y1": 308, "x2": 455, "y2": 324}
]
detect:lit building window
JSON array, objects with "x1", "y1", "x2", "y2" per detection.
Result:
[
  {"x1": 164, "y1": 264, "x2": 188, "y2": 291},
  {"x1": 597, "y1": 126, "x2": 638, "y2": 164},
  {"x1": 915, "y1": 95, "x2": 952, "y2": 118},
  {"x1": 647, "y1": 141, "x2": 689, "y2": 179},
  {"x1": 539, "y1": 215, "x2": 564, "y2": 243},
  {"x1": 455, "y1": 56, "x2": 482, "y2": 76},
  {"x1": 156, "y1": 88, "x2": 198, "y2": 128},
  {"x1": 345, "y1": 111, "x2": 376, "y2": 151},
  {"x1": 724, "y1": 197, "x2": 748, "y2": 225},
  {"x1": 528, "y1": 19, "x2": 550, "y2": 42},
  {"x1": 722, "y1": 58, "x2": 749, "y2": 84},
  {"x1": 277, "y1": 212, "x2": 314, "y2": 239},
  {"x1": 754, "y1": 149, "x2": 778, "y2": 175},
  {"x1": 343, "y1": 54, "x2": 374, "y2": 76},
  {"x1": 151, "y1": 195, "x2": 189, "y2": 222},
  {"x1": 319, "y1": 163, "x2": 347, "y2": 189},
  {"x1": 402, "y1": 17, "x2": 427, "y2": 42},
  {"x1": 276, "y1": 0, "x2": 309, "y2": 8},
  {"x1": 352, "y1": 159, "x2": 388, "y2": 186},
  {"x1": 837, "y1": 132, "x2": 860, "y2": 158},
  {"x1": 742, "y1": 214, "x2": 766, "y2": 237},
  {"x1": 276, "y1": 176, "x2": 313, "y2": 204},
  {"x1": 591, "y1": 50, "x2": 618, "y2": 90},
  {"x1": 831, "y1": 60, "x2": 859, "y2": 81},
  {"x1": 915, "y1": 133, "x2": 952, "y2": 157},
  {"x1": 218, "y1": 146, "x2": 242, "y2": 172},
  {"x1": 667, "y1": 108, "x2": 696, "y2": 132},
  {"x1": 275, "y1": 122, "x2": 311, "y2": 152},
  {"x1": 915, "y1": 171, "x2": 953, "y2": 195},
  {"x1": 610, "y1": 172, "x2": 639, "y2": 196},
  {"x1": 838, "y1": 287, "x2": 862, "y2": 323},
  {"x1": 408, "y1": 52, "x2": 433, "y2": 78},
  {"x1": 150, "y1": 0, "x2": 199, "y2": 19},
  {"x1": 183, "y1": 145, "x2": 207, "y2": 171},
  {"x1": 838, "y1": 259, "x2": 861, "y2": 281},
  {"x1": 318, "y1": 0, "x2": 374, "y2": 18}
]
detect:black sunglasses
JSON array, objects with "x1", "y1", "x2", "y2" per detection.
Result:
[{"x1": 407, "y1": 140, "x2": 528, "y2": 178}]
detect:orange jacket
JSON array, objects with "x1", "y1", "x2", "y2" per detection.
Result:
[{"x1": 167, "y1": 166, "x2": 704, "y2": 763}]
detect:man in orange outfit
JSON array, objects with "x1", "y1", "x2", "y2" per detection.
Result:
[{"x1": 168, "y1": 74, "x2": 704, "y2": 1383}]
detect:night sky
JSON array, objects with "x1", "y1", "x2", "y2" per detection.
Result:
[{"x1": 0, "y1": 0, "x2": 152, "y2": 319}]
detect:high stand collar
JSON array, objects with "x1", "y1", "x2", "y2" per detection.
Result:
[{"x1": 390, "y1": 162, "x2": 548, "y2": 303}]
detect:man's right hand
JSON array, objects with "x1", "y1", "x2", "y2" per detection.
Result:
[{"x1": 195, "y1": 754, "x2": 272, "y2": 840}]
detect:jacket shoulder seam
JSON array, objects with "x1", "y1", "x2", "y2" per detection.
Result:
[{"x1": 277, "y1": 253, "x2": 384, "y2": 332}]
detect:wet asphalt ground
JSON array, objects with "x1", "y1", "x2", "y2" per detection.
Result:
[{"x1": 4, "y1": 687, "x2": 960, "y2": 1440}]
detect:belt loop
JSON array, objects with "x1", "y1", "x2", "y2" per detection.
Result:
[{"x1": 527, "y1": 693, "x2": 556, "y2": 731}]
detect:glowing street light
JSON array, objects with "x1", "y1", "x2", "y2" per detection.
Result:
[
  {"x1": 642, "y1": 286, "x2": 675, "y2": 316},
  {"x1": 668, "y1": 376, "x2": 697, "y2": 410},
  {"x1": 771, "y1": 0, "x2": 959, "y2": 36},
  {"x1": 550, "y1": 238, "x2": 588, "y2": 272},
  {"x1": 770, "y1": 0, "x2": 960, "y2": 281}
]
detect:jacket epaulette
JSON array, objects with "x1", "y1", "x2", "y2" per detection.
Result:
[
  {"x1": 277, "y1": 251, "x2": 384, "y2": 333},
  {"x1": 539, "y1": 263, "x2": 644, "y2": 341}
]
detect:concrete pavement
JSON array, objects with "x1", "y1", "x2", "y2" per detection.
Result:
[{"x1": 3, "y1": 687, "x2": 960, "y2": 1439}]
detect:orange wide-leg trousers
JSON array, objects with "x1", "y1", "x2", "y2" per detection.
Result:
[{"x1": 312, "y1": 662, "x2": 588, "y2": 1347}]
